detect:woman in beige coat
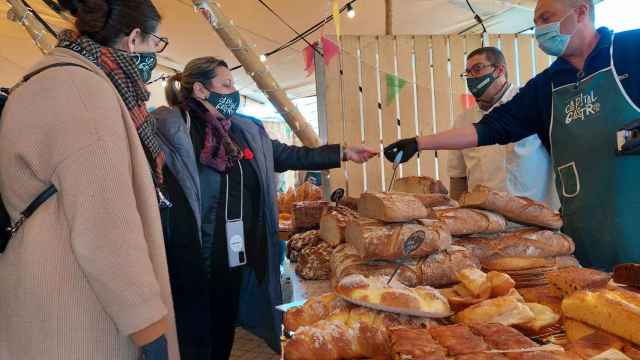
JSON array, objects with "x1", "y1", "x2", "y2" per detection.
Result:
[{"x1": 0, "y1": 0, "x2": 178, "y2": 359}]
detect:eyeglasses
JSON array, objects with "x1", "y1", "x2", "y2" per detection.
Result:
[
  {"x1": 461, "y1": 63, "x2": 496, "y2": 78},
  {"x1": 145, "y1": 32, "x2": 169, "y2": 53}
]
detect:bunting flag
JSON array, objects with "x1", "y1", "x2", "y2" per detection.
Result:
[
  {"x1": 332, "y1": 0, "x2": 341, "y2": 40},
  {"x1": 461, "y1": 94, "x2": 477, "y2": 110},
  {"x1": 303, "y1": 43, "x2": 316, "y2": 76},
  {"x1": 321, "y1": 36, "x2": 340, "y2": 65},
  {"x1": 386, "y1": 74, "x2": 408, "y2": 104}
]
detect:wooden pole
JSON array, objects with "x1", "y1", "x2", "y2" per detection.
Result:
[
  {"x1": 192, "y1": 1, "x2": 321, "y2": 147},
  {"x1": 385, "y1": 0, "x2": 393, "y2": 35},
  {"x1": 5, "y1": 0, "x2": 55, "y2": 53}
]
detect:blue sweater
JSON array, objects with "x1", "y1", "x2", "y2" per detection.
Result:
[{"x1": 475, "y1": 27, "x2": 640, "y2": 151}]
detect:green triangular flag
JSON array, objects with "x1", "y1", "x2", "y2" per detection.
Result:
[{"x1": 386, "y1": 73, "x2": 408, "y2": 104}]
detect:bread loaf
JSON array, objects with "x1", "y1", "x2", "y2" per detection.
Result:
[
  {"x1": 337, "y1": 196, "x2": 359, "y2": 211},
  {"x1": 518, "y1": 286, "x2": 563, "y2": 315},
  {"x1": 412, "y1": 193, "x2": 454, "y2": 208},
  {"x1": 335, "y1": 275, "x2": 451, "y2": 318},
  {"x1": 388, "y1": 327, "x2": 447, "y2": 360},
  {"x1": 469, "y1": 323, "x2": 537, "y2": 350},
  {"x1": 436, "y1": 208, "x2": 507, "y2": 236},
  {"x1": 286, "y1": 230, "x2": 322, "y2": 262},
  {"x1": 460, "y1": 185, "x2": 563, "y2": 229},
  {"x1": 429, "y1": 323, "x2": 490, "y2": 355},
  {"x1": 295, "y1": 242, "x2": 332, "y2": 280},
  {"x1": 564, "y1": 331, "x2": 628, "y2": 359},
  {"x1": 456, "y1": 294, "x2": 535, "y2": 326},
  {"x1": 319, "y1": 205, "x2": 358, "y2": 247},
  {"x1": 416, "y1": 246, "x2": 481, "y2": 288},
  {"x1": 330, "y1": 244, "x2": 420, "y2": 287},
  {"x1": 455, "y1": 228, "x2": 575, "y2": 261},
  {"x1": 546, "y1": 267, "x2": 610, "y2": 296},
  {"x1": 614, "y1": 264, "x2": 640, "y2": 289},
  {"x1": 291, "y1": 200, "x2": 330, "y2": 231},
  {"x1": 345, "y1": 217, "x2": 451, "y2": 261},
  {"x1": 482, "y1": 256, "x2": 580, "y2": 271},
  {"x1": 283, "y1": 292, "x2": 353, "y2": 333},
  {"x1": 358, "y1": 192, "x2": 431, "y2": 222},
  {"x1": 562, "y1": 289, "x2": 640, "y2": 345},
  {"x1": 392, "y1": 176, "x2": 449, "y2": 195}
]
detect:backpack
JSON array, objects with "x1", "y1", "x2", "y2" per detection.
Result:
[{"x1": 0, "y1": 63, "x2": 90, "y2": 253}]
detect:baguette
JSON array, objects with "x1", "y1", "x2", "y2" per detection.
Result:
[
  {"x1": 358, "y1": 192, "x2": 431, "y2": 222},
  {"x1": 345, "y1": 217, "x2": 451, "y2": 261},
  {"x1": 319, "y1": 205, "x2": 359, "y2": 247},
  {"x1": 435, "y1": 208, "x2": 507, "y2": 236},
  {"x1": 460, "y1": 185, "x2": 562, "y2": 229},
  {"x1": 455, "y1": 228, "x2": 575, "y2": 261},
  {"x1": 562, "y1": 289, "x2": 640, "y2": 345}
]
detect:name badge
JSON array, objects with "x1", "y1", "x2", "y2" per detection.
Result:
[{"x1": 226, "y1": 219, "x2": 246, "y2": 268}]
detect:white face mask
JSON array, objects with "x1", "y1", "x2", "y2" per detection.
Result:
[{"x1": 534, "y1": 10, "x2": 577, "y2": 57}]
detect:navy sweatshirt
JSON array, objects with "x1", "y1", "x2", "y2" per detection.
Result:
[{"x1": 475, "y1": 27, "x2": 640, "y2": 152}]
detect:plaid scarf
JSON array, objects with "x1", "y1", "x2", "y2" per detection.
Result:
[
  {"x1": 185, "y1": 98, "x2": 242, "y2": 173},
  {"x1": 57, "y1": 30, "x2": 164, "y2": 180}
]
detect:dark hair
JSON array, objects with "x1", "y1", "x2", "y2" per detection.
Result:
[
  {"x1": 467, "y1": 46, "x2": 508, "y2": 80},
  {"x1": 165, "y1": 57, "x2": 229, "y2": 107},
  {"x1": 59, "y1": 0, "x2": 161, "y2": 47}
]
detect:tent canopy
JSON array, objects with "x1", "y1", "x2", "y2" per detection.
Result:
[{"x1": 0, "y1": 0, "x2": 580, "y2": 103}]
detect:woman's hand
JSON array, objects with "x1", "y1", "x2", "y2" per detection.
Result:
[{"x1": 343, "y1": 145, "x2": 379, "y2": 164}]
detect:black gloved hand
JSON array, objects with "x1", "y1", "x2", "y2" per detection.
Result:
[
  {"x1": 384, "y1": 137, "x2": 419, "y2": 164},
  {"x1": 142, "y1": 335, "x2": 168, "y2": 360}
]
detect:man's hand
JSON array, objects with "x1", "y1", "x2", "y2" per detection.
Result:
[
  {"x1": 343, "y1": 145, "x2": 379, "y2": 163},
  {"x1": 384, "y1": 138, "x2": 418, "y2": 164}
]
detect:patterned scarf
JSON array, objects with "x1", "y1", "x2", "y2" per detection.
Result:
[
  {"x1": 57, "y1": 30, "x2": 164, "y2": 181},
  {"x1": 185, "y1": 98, "x2": 242, "y2": 173}
]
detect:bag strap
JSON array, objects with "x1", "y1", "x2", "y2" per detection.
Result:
[{"x1": 6, "y1": 63, "x2": 92, "y2": 235}]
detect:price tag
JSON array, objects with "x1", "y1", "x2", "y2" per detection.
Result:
[
  {"x1": 404, "y1": 230, "x2": 426, "y2": 255},
  {"x1": 330, "y1": 188, "x2": 345, "y2": 203}
]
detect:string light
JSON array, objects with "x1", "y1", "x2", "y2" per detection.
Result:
[
  {"x1": 347, "y1": 4, "x2": 356, "y2": 19},
  {"x1": 259, "y1": 54, "x2": 268, "y2": 62}
]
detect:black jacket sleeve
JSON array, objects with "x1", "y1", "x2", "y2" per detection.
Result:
[
  {"x1": 474, "y1": 74, "x2": 547, "y2": 147},
  {"x1": 272, "y1": 141, "x2": 342, "y2": 173}
]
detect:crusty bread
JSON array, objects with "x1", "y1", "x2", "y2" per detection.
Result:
[
  {"x1": 469, "y1": 323, "x2": 537, "y2": 350},
  {"x1": 456, "y1": 294, "x2": 535, "y2": 326},
  {"x1": 392, "y1": 176, "x2": 449, "y2": 195},
  {"x1": 286, "y1": 229, "x2": 322, "y2": 262},
  {"x1": 319, "y1": 205, "x2": 359, "y2": 247},
  {"x1": 358, "y1": 192, "x2": 431, "y2": 222},
  {"x1": 291, "y1": 200, "x2": 330, "y2": 231},
  {"x1": 563, "y1": 318, "x2": 598, "y2": 342},
  {"x1": 337, "y1": 196, "x2": 359, "y2": 211},
  {"x1": 435, "y1": 208, "x2": 507, "y2": 236},
  {"x1": 614, "y1": 264, "x2": 640, "y2": 289},
  {"x1": 335, "y1": 274, "x2": 451, "y2": 318},
  {"x1": 388, "y1": 327, "x2": 447, "y2": 360},
  {"x1": 412, "y1": 193, "x2": 453, "y2": 208},
  {"x1": 455, "y1": 228, "x2": 575, "y2": 261},
  {"x1": 456, "y1": 268, "x2": 491, "y2": 298},
  {"x1": 345, "y1": 217, "x2": 451, "y2": 261},
  {"x1": 518, "y1": 286, "x2": 563, "y2": 315},
  {"x1": 482, "y1": 257, "x2": 556, "y2": 271},
  {"x1": 429, "y1": 323, "x2": 490, "y2": 355},
  {"x1": 283, "y1": 292, "x2": 353, "y2": 333},
  {"x1": 515, "y1": 303, "x2": 560, "y2": 335},
  {"x1": 546, "y1": 267, "x2": 611, "y2": 296},
  {"x1": 562, "y1": 289, "x2": 640, "y2": 345},
  {"x1": 459, "y1": 185, "x2": 563, "y2": 229},
  {"x1": 416, "y1": 246, "x2": 481, "y2": 288},
  {"x1": 295, "y1": 242, "x2": 332, "y2": 280}
]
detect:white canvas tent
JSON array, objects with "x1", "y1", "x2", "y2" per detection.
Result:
[{"x1": 1, "y1": 0, "x2": 555, "y2": 104}]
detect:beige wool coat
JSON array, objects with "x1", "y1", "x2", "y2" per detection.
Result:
[{"x1": 0, "y1": 48, "x2": 179, "y2": 360}]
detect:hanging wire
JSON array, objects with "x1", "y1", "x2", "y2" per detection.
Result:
[{"x1": 463, "y1": 0, "x2": 487, "y2": 45}]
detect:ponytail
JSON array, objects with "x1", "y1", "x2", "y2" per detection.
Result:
[
  {"x1": 164, "y1": 57, "x2": 229, "y2": 107},
  {"x1": 165, "y1": 73, "x2": 183, "y2": 107}
]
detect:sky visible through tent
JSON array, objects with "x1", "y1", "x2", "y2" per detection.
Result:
[{"x1": 595, "y1": 0, "x2": 640, "y2": 32}]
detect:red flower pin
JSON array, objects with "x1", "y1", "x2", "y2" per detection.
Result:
[{"x1": 243, "y1": 148, "x2": 254, "y2": 160}]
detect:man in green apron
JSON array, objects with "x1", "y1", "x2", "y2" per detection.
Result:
[{"x1": 384, "y1": 0, "x2": 640, "y2": 270}]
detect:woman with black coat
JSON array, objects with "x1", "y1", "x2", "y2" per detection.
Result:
[{"x1": 153, "y1": 56, "x2": 377, "y2": 359}]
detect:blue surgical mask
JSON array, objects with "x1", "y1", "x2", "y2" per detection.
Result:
[
  {"x1": 207, "y1": 90, "x2": 240, "y2": 119},
  {"x1": 535, "y1": 11, "x2": 576, "y2": 57}
]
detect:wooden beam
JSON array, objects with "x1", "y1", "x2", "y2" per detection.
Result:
[
  {"x1": 5, "y1": 0, "x2": 55, "y2": 53},
  {"x1": 192, "y1": 1, "x2": 321, "y2": 147},
  {"x1": 385, "y1": 0, "x2": 393, "y2": 35}
]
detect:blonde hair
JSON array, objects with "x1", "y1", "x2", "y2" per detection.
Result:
[{"x1": 165, "y1": 56, "x2": 228, "y2": 106}]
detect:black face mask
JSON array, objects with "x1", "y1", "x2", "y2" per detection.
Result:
[
  {"x1": 466, "y1": 71, "x2": 498, "y2": 99},
  {"x1": 207, "y1": 90, "x2": 241, "y2": 119},
  {"x1": 130, "y1": 52, "x2": 158, "y2": 83}
]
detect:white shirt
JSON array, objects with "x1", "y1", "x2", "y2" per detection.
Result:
[{"x1": 448, "y1": 84, "x2": 560, "y2": 209}]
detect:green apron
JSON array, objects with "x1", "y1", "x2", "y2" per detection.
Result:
[{"x1": 550, "y1": 33, "x2": 640, "y2": 270}]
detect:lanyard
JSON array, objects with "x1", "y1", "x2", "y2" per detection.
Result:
[{"x1": 225, "y1": 160, "x2": 243, "y2": 222}]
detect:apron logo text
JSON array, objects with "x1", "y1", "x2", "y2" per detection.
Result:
[{"x1": 565, "y1": 90, "x2": 600, "y2": 124}]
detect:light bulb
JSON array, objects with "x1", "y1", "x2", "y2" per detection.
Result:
[
  {"x1": 347, "y1": 4, "x2": 355, "y2": 18},
  {"x1": 259, "y1": 54, "x2": 267, "y2": 62}
]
